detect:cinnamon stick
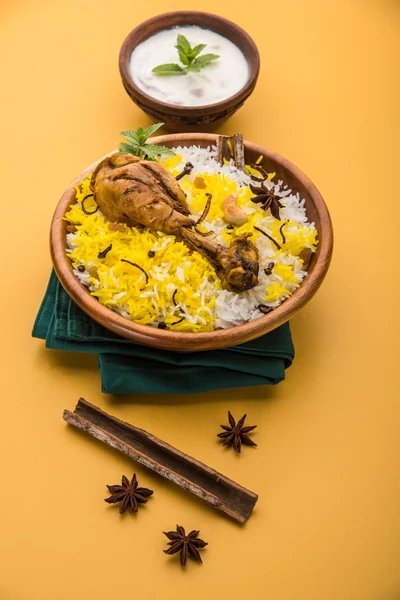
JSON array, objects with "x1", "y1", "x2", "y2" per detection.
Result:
[
  {"x1": 217, "y1": 133, "x2": 245, "y2": 170},
  {"x1": 63, "y1": 399, "x2": 258, "y2": 522}
]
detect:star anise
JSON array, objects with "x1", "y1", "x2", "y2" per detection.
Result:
[
  {"x1": 104, "y1": 473, "x2": 153, "y2": 514},
  {"x1": 217, "y1": 411, "x2": 257, "y2": 453},
  {"x1": 163, "y1": 525, "x2": 208, "y2": 566},
  {"x1": 249, "y1": 165, "x2": 283, "y2": 220}
]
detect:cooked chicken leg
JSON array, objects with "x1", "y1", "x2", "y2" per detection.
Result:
[
  {"x1": 181, "y1": 229, "x2": 259, "y2": 292},
  {"x1": 90, "y1": 153, "x2": 193, "y2": 235},
  {"x1": 90, "y1": 153, "x2": 259, "y2": 292}
]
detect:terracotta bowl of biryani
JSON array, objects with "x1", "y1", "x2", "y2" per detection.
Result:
[{"x1": 50, "y1": 133, "x2": 333, "y2": 352}]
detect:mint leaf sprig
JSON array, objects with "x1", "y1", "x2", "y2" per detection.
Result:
[
  {"x1": 152, "y1": 34, "x2": 220, "y2": 76},
  {"x1": 118, "y1": 123, "x2": 175, "y2": 160}
]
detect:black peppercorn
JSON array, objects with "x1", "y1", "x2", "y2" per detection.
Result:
[
  {"x1": 148, "y1": 250, "x2": 156, "y2": 258},
  {"x1": 77, "y1": 265, "x2": 85, "y2": 272},
  {"x1": 226, "y1": 225, "x2": 234, "y2": 230},
  {"x1": 158, "y1": 322, "x2": 167, "y2": 329}
]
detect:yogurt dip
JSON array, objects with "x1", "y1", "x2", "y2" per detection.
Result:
[{"x1": 129, "y1": 26, "x2": 250, "y2": 107}]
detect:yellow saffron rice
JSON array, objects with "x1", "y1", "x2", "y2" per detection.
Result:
[{"x1": 65, "y1": 149, "x2": 318, "y2": 332}]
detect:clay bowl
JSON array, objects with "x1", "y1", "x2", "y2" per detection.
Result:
[
  {"x1": 51, "y1": 133, "x2": 333, "y2": 352},
  {"x1": 119, "y1": 11, "x2": 260, "y2": 131}
]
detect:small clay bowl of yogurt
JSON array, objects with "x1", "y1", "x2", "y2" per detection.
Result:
[{"x1": 119, "y1": 11, "x2": 260, "y2": 131}]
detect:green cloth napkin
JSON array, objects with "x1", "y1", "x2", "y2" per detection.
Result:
[{"x1": 32, "y1": 271, "x2": 295, "y2": 394}]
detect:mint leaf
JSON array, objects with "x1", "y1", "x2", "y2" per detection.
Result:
[
  {"x1": 191, "y1": 53, "x2": 220, "y2": 68},
  {"x1": 119, "y1": 142, "x2": 140, "y2": 155},
  {"x1": 175, "y1": 34, "x2": 191, "y2": 55},
  {"x1": 120, "y1": 129, "x2": 141, "y2": 145},
  {"x1": 134, "y1": 126, "x2": 147, "y2": 145},
  {"x1": 153, "y1": 37, "x2": 219, "y2": 77},
  {"x1": 144, "y1": 144, "x2": 175, "y2": 160},
  {"x1": 152, "y1": 63, "x2": 186, "y2": 75},
  {"x1": 177, "y1": 48, "x2": 190, "y2": 66},
  {"x1": 186, "y1": 61, "x2": 202, "y2": 73},
  {"x1": 143, "y1": 123, "x2": 164, "y2": 138},
  {"x1": 191, "y1": 43, "x2": 207, "y2": 59},
  {"x1": 153, "y1": 34, "x2": 219, "y2": 79},
  {"x1": 119, "y1": 124, "x2": 175, "y2": 160}
]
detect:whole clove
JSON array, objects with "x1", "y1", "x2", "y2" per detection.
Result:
[
  {"x1": 264, "y1": 262, "x2": 274, "y2": 276},
  {"x1": 98, "y1": 244, "x2": 112, "y2": 259},
  {"x1": 175, "y1": 162, "x2": 194, "y2": 181}
]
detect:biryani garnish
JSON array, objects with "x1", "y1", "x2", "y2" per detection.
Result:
[{"x1": 65, "y1": 131, "x2": 318, "y2": 332}]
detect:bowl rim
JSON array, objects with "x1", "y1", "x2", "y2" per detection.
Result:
[
  {"x1": 118, "y1": 11, "x2": 260, "y2": 114},
  {"x1": 50, "y1": 133, "x2": 333, "y2": 352}
]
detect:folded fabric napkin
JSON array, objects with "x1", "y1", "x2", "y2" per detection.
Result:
[{"x1": 32, "y1": 271, "x2": 295, "y2": 394}]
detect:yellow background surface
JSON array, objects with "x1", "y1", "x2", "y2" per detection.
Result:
[{"x1": 1, "y1": 1, "x2": 399, "y2": 598}]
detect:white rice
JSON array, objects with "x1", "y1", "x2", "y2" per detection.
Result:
[
  {"x1": 68, "y1": 145, "x2": 317, "y2": 331},
  {"x1": 159, "y1": 146, "x2": 315, "y2": 329}
]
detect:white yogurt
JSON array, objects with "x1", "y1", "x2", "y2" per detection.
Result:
[{"x1": 129, "y1": 26, "x2": 250, "y2": 107}]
